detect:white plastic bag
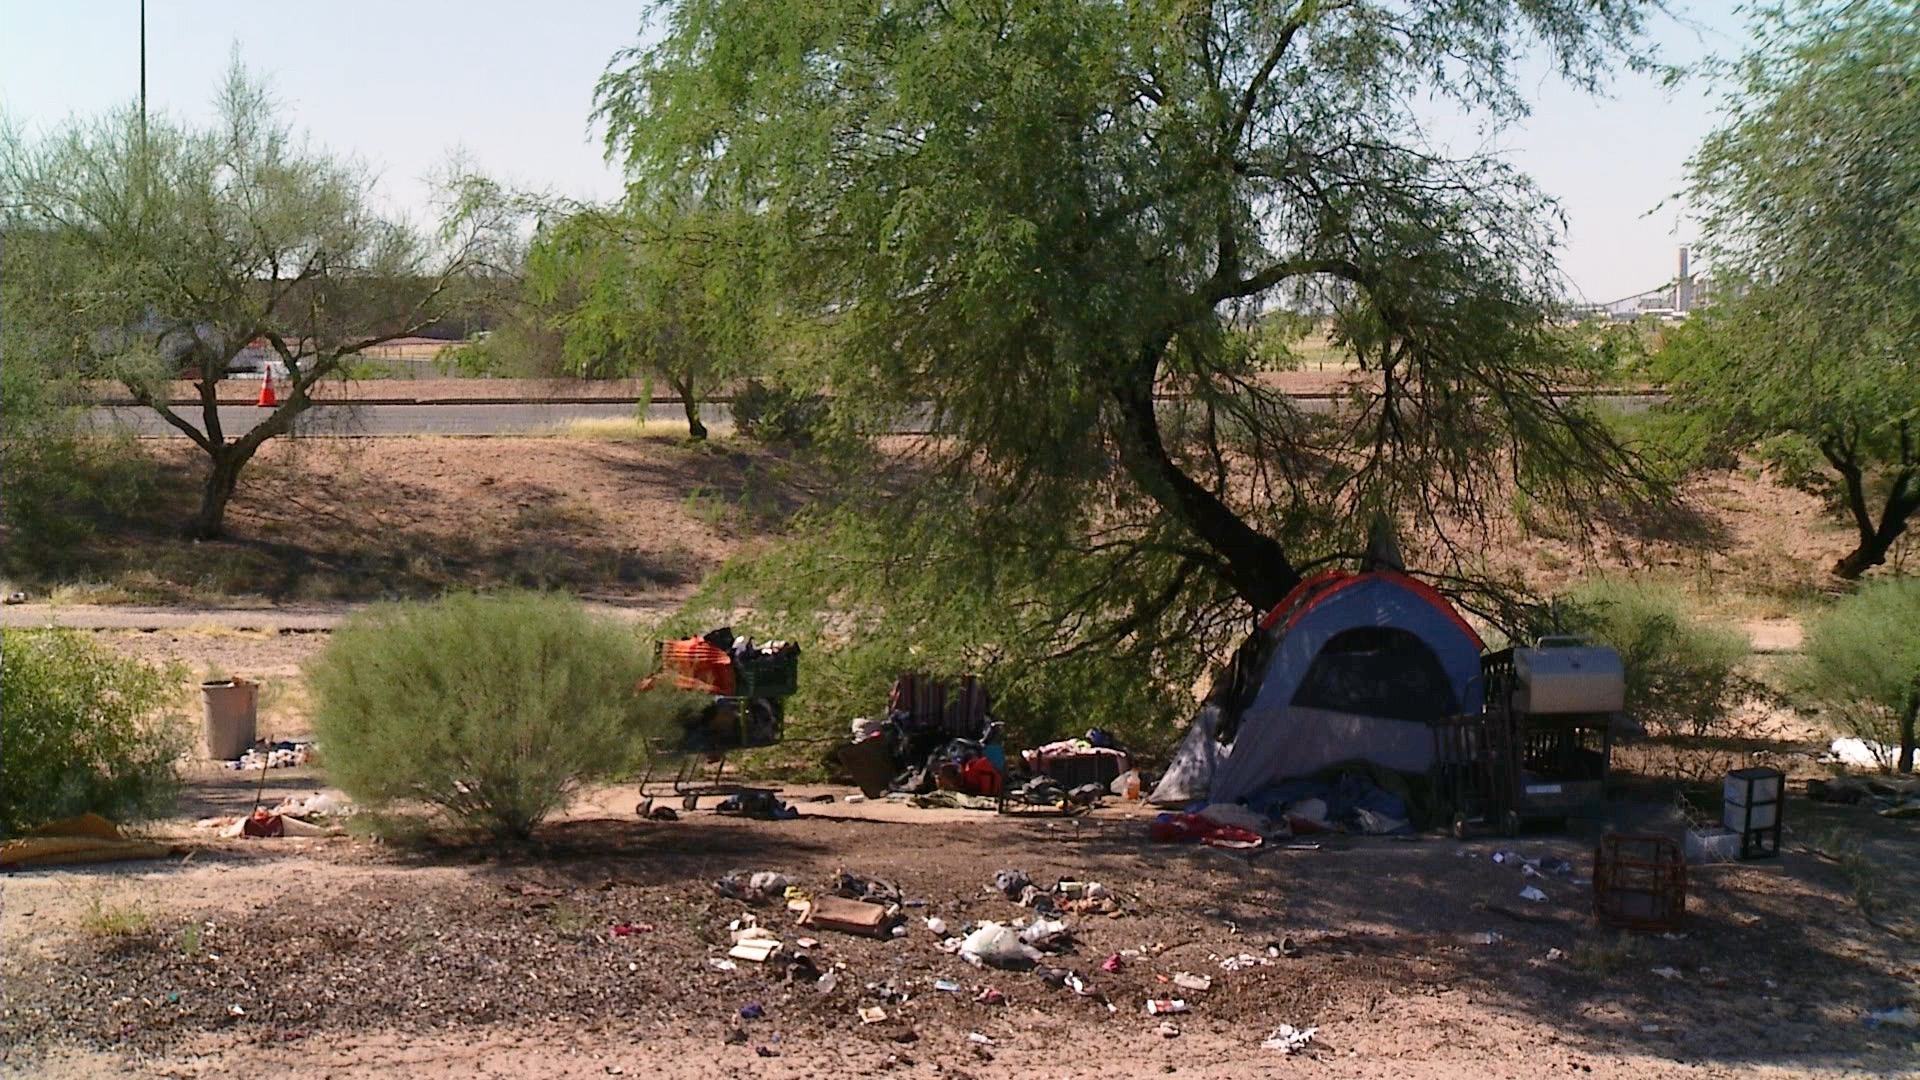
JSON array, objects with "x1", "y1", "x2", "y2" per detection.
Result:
[{"x1": 959, "y1": 921, "x2": 1043, "y2": 969}]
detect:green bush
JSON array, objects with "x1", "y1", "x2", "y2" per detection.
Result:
[
  {"x1": 0, "y1": 629, "x2": 185, "y2": 837},
  {"x1": 1797, "y1": 578, "x2": 1920, "y2": 771},
  {"x1": 307, "y1": 591, "x2": 665, "y2": 841},
  {"x1": 730, "y1": 380, "x2": 832, "y2": 447},
  {"x1": 1557, "y1": 577, "x2": 1750, "y2": 737}
]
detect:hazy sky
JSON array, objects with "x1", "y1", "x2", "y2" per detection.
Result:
[{"x1": 1, "y1": 1, "x2": 1747, "y2": 302}]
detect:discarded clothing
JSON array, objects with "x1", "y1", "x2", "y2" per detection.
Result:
[
  {"x1": 1148, "y1": 813, "x2": 1263, "y2": 849},
  {"x1": 716, "y1": 792, "x2": 800, "y2": 820},
  {"x1": 911, "y1": 790, "x2": 1001, "y2": 811}
]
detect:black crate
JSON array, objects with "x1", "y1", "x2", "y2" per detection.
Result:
[{"x1": 1040, "y1": 753, "x2": 1128, "y2": 790}]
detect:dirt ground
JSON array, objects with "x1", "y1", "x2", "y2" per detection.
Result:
[
  {"x1": 2, "y1": 435, "x2": 831, "y2": 603},
  {"x1": 4, "y1": 767, "x2": 1918, "y2": 1080}
]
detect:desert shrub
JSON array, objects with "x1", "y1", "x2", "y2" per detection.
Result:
[
  {"x1": 1557, "y1": 577, "x2": 1750, "y2": 737},
  {"x1": 0, "y1": 360, "x2": 156, "y2": 576},
  {"x1": 730, "y1": 380, "x2": 832, "y2": 447},
  {"x1": 1797, "y1": 577, "x2": 1920, "y2": 771},
  {"x1": 0, "y1": 629, "x2": 185, "y2": 837},
  {"x1": 307, "y1": 591, "x2": 666, "y2": 841}
]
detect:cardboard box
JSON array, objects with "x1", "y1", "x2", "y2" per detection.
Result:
[{"x1": 798, "y1": 896, "x2": 891, "y2": 937}]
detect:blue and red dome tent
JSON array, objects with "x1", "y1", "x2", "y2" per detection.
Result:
[{"x1": 1149, "y1": 569, "x2": 1486, "y2": 806}]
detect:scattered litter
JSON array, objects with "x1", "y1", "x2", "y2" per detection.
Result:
[
  {"x1": 960, "y1": 922, "x2": 1043, "y2": 969},
  {"x1": 1018, "y1": 918, "x2": 1072, "y2": 951},
  {"x1": 1145, "y1": 999, "x2": 1189, "y2": 1015},
  {"x1": 728, "y1": 938, "x2": 779, "y2": 963},
  {"x1": 713, "y1": 871, "x2": 793, "y2": 903},
  {"x1": 1172, "y1": 972, "x2": 1212, "y2": 993},
  {"x1": 831, "y1": 870, "x2": 904, "y2": 905},
  {"x1": 967, "y1": 1032, "x2": 994, "y2": 1045},
  {"x1": 738, "y1": 1003, "x2": 765, "y2": 1020},
  {"x1": 845, "y1": 794, "x2": 867, "y2": 804},
  {"x1": 1101, "y1": 953, "x2": 1124, "y2": 973},
  {"x1": 708, "y1": 958, "x2": 739, "y2": 972},
  {"x1": 1865, "y1": 1007, "x2": 1919, "y2": 1029},
  {"x1": 755, "y1": 1046, "x2": 778, "y2": 1058},
  {"x1": 794, "y1": 937, "x2": 819, "y2": 949},
  {"x1": 1220, "y1": 953, "x2": 1274, "y2": 971},
  {"x1": 974, "y1": 987, "x2": 1005, "y2": 1005},
  {"x1": 1157, "y1": 1021, "x2": 1182, "y2": 1038},
  {"x1": 724, "y1": 1028, "x2": 748, "y2": 1045},
  {"x1": 797, "y1": 896, "x2": 893, "y2": 938},
  {"x1": 1545, "y1": 948, "x2": 1565, "y2": 961},
  {"x1": 224, "y1": 741, "x2": 313, "y2": 770},
  {"x1": 925, "y1": 917, "x2": 948, "y2": 936},
  {"x1": 275, "y1": 792, "x2": 347, "y2": 817},
  {"x1": 1260, "y1": 1024, "x2": 1318, "y2": 1054},
  {"x1": 1640, "y1": 1024, "x2": 1661, "y2": 1034},
  {"x1": 993, "y1": 869, "x2": 1032, "y2": 899},
  {"x1": 1518, "y1": 886, "x2": 1548, "y2": 903},
  {"x1": 934, "y1": 979, "x2": 961, "y2": 992},
  {"x1": 1651, "y1": 967, "x2": 1682, "y2": 980},
  {"x1": 610, "y1": 923, "x2": 653, "y2": 937},
  {"x1": 858, "y1": 1006, "x2": 888, "y2": 1024},
  {"x1": 1469, "y1": 931, "x2": 1503, "y2": 945},
  {"x1": 228, "y1": 1004, "x2": 245, "y2": 1017}
]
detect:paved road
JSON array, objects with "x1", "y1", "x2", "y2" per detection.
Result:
[
  {"x1": 89, "y1": 401, "x2": 737, "y2": 438},
  {"x1": 91, "y1": 393, "x2": 1666, "y2": 438}
]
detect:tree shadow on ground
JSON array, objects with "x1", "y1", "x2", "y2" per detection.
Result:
[{"x1": 1017, "y1": 799, "x2": 1918, "y2": 1073}]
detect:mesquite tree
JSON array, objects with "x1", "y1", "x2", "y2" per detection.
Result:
[
  {"x1": 2, "y1": 64, "x2": 513, "y2": 539},
  {"x1": 1666, "y1": 0, "x2": 1920, "y2": 579},
  {"x1": 595, "y1": 0, "x2": 1663, "y2": 629}
]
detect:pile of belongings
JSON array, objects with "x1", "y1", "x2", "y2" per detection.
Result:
[
  {"x1": 716, "y1": 791, "x2": 801, "y2": 820},
  {"x1": 640, "y1": 627, "x2": 800, "y2": 753},
  {"x1": 224, "y1": 740, "x2": 313, "y2": 770},
  {"x1": 1004, "y1": 774, "x2": 1109, "y2": 810},
  {"x1": 1239, "y1": 765, "x2": 1418, "y2": 835},
  {"x1": 847, "y1": 673, "x2": 1006, "y2": 797},
  {"x1": 1022, "y1": 730, "x2": 1132, "y2": 789},
  {"x1": 1150, "y1": 763, "x2": 1423, "y2": 846}
]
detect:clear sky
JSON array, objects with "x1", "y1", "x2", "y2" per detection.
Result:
[{"x1": 1, "y1": 1, "x2": 1747, "y2": 303}]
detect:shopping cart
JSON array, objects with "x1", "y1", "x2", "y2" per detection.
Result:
[{"x1": 634, "y1": 634, "x2": 799, "y2": 815}]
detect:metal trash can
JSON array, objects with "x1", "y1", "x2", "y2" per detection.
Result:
[{"x1": 200, "y1": 679, "x2": 258, "y2": 760}]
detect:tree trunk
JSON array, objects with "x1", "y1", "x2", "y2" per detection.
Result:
[
  {"x1": 1829, "y1": 457, "x2": 1915, "y2": 579},
  {"x1": 1111, "y1": 377, "x2": 1302, "y2": 612},
  {"x1": 671, "y1": 377, "x2": 707, "y2": 440},
  {"x1": 192, "y1": 448, "x2": 246, "y2": 540},
  {"x1": 1900, "y1": 690, "x2": 1917, "y2": 775}
]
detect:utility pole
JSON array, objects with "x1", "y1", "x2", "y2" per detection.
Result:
[{"x1": 139, "y1": 0, "x2": 147, "y2": 139}]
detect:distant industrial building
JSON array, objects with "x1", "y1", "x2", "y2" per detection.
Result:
[{"x1": 1569, "y1": 246, "x2": 1713, "y2": 322}]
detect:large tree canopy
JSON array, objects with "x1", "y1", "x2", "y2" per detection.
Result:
[
  {"x1": 2, "y1": 64, "x2": 513, "y2": 539},
  {"x1": 598, "y1": 0, "x2": 1663, "y2": 636},
  {"x1": 1662, "y1": 0, "x2": 1920, "y2": 579},
  {"x1": 525, "y1": 200, "x2": 767, "y2": 438}
]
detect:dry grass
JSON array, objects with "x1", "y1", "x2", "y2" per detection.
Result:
[
  {"x1": 78, "y1": 893, "x2": 153, "y2": 938},
  {"x1": 543, "y1": 417, "x2": 727, "y2": 440}
]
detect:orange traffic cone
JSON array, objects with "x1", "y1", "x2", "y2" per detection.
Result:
[{"x1": 256, "y1": 372, "x2": 278, "y2": 408}]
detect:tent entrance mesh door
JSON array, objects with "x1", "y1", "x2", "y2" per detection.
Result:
[{"x1": 1289, "y1": 627, "x2": 1458, "y2": 723}]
